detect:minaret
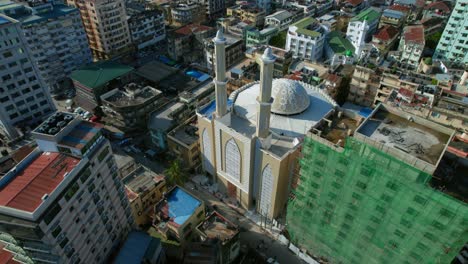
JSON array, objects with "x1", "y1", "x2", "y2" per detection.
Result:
[
  {"x1": 256, "y1": 48, "x2": 275, "y2": 140},
  {"x1": 213, "y1": 29, "x2": 228, "y2": 118}
]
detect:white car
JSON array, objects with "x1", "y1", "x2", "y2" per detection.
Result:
[{"x1": 267, "y1": 258, "x2": 279, "y2": 264}]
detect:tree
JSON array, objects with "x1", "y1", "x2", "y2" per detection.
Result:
[
  {"x1": 269, "y1": 31, "x2": 287, "y2": 49},
  {"x1": 164, "y1": 159, "x2": 186, "y2": 186},
  {"x1": 425, "y1": 32, "x2": 442, "y2": 50}
]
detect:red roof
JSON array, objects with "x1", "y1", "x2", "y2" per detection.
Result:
[
  {"x1": 0, "y1": 152, "x2": 80, "y2": 212},
  {"x1": 389, "y1": 4, "x2": 411, "y2": 13},
  {"x1": 404, "y1": 25, "x2": 425, "y2": 45},
  {"x1": 373, "y1": 25, "x2": 400, "y2": 41},
  {"x1": 175, "y1": 24, "x2": 213, "y2": 36},
  {"x1": 424, "y1": 1, "x2": 450, "y2": 11},
  {"x1": 326, "y1": 74, "x2": 341, "y2": 83}
]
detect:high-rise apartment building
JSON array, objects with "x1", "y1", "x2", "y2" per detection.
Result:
[
  {"x1": 0, "y1": 15, "x2": 56, "y2": 140},
  {"x1": 0, "y1": 0, "x2": 92, "y2": 95},
  {"x1": 195, "y1": 0, "x2": 226, "y2": 20},
  {"x1": 67, "y1": 0, "x2": 131, "y2": 60},
  {"x1": 0, "y1": 112, "x2": 133, "y2": 263},
  {"x1": 127, "y1": 8, "x2": 166, "y2": 51},
  {"x1": 287, "y1": 104, "x2": 467, "y2": 263},
  {"x1": 433, "y1": 0, "x2": 468, "y2": 66}
]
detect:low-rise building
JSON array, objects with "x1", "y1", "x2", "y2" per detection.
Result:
[
  {"x1": 127, "y1": 7, "x2": 166, "y2": 50},
  {"x1": 399, "y1": 25, "x2": 425, "y2": 70},
  {"x1": 167, "y1": 119, "x2": 201, "y2": 172},
  {"x1": 379, "y1": 9, "x2": 406, "y2": 28},
  {"x1": 286, "y1": 17, "x2": 328, "y2": 61},
  {"x1": 346, "y1": 8, "x2": 381, "y2": 58},
  {"x1": 422, "y1": 1, "x2": 451, "y2": 20},
  {"x1": 325, "y1": 31, "x2": 355, "y2": 66},
  {"x1": 100, "y1": 83, "x2": 164, "y2": 130},
  {"x1": 227, "y1": 5, "x2": 265, "y2": 27},
  {"x1": 318, "y1": 14, "x2": 338, "y2": 31},
  {"x1": 265, "y1": 10, "x2": 294, "y2": 31},
  {"x1": 153, "y1": 186, "x2": 205, "y2": 242},
  {"x1": 246, "y1": 46, "x2": 293, "y2": 78},
  {"x1": 196, "y1": 211, "x2": 240, "y2": 264},
  {"x1": 114, "y1": 231, "x2": 165, "y2": 264},
  {"x1": 124, "y1": 166, "x2": 166, "y2": 227},
  {"x1": 217, "y1": 17, "x2": 254, "y2": 39},
  {"x1": 71, "y1": 61, "x2": 134, "y2": 112},
  {"x1": 340, "y1": 0, "x2": 366, "y2": 14},
  {"x1": 245, "y1": 26, "x2": 278, "y2": 48},
  {"x1": 165, "y1": 1, "x2": 206, "y2": 26},
  {"x1": 348, "y1": 65, "x2": 380, "y2": 107},
  {"x1": 205, "y1": 33, "x2": 243, "y2": 70},
  {"x1": 372, "y1": 25, "x2": 400, "y2": 53},
  {"x1": 149, "y1": 82, "x2": 215, "y2": 150}
]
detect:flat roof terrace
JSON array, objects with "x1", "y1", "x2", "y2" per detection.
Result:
[
  {"x1": 0, "y1": 152, "x2": 80, "y2": 212},
  {"x1": 197, "y1": 211, "x2": 239, "y2": 243},
  {"x1": 59, "y1": 121, "x2": 103, "y2": 151},
  {"x1": 357, "y1": 105, "x2": 452, "y2": 166},
  {"x1": 155, "y1": 186, "x2": 202, "y2": 226}
]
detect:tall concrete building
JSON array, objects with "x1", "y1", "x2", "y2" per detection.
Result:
[
  {"x1": 0, "y1": 0, "x2": 92, "y2": 95},
  {"x1": 197, "y1": 30, "x2": 338, "y2": 219},
  {"x1": 286, "y1": 104, "x2": 467, "y2": 264},
  {"x1": 0, "y1": 15, "x2": 56, "y2": 141},
  {"x1": 0, "y1": 112, "x2": 133, "y2": 263},
  {"x1": 126, "y1": 3, "x2": 166, "y2": 51},
  {"x1": 433, "y1": 0, "x2": 468, "y2": 66},
  {"x1": 195, "y1": 0, "x2": 226, "y2": 20},
  {"x1": 286, "y1": 17, "x2": 328, "y2": 62},
  {"x1": 66, "y1": 0, "x2": 131, "y2": 60}
]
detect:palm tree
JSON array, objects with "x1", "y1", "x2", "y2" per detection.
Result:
[{"x1": 164, "y1": 160, "x2": 186, "y2": 186}]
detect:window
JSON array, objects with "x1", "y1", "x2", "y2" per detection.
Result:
[
  {"x1": 97, "y1": 146, "x2": 110, "y2": 162},
  {"x1": 259, "y1": 164, "x2": 273, "y2": 215},
  {"x1": 43, "y1": 203, "x2": 61, "y2": 224},
  {"x1": 64, "y1": 182, "x2": 79, "y2": 201},
  {"x1": 225, "y1": 139, "x2": 241, "y2": 181},
  {"x1": 202, "y1": 129, "x2": 212, "y2": 172},
  {"x1": 79, "y1": 167, "x2": 91, "y2": 183}
]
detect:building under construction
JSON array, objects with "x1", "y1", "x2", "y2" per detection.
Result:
[{"x1": 287, "y1": 103, "x2": 468, "y2": 263}]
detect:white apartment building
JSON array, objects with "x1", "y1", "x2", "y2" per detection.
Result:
[
  {"x1": 265, "y1": 10, "x2": 294, "y2": 31},
  {"x1": 67, "y1": 0, "x2": 131, "y2": 60},
  {"x1": 286, "y1": 17, "x2": 327, "y2": 62},
  {"x1": 0, "y1": 15, "x2": 56, "y2": 141},
  {"x1": 0, "y1": 1, "x2": 92, "y2": 95},
  {"x1": 0, "y1": 112, "x2": 133, "y2": 263},
  {"x1": 127, "y1": 9, "x2": 166, "y2": 50},
  {"x1": 346, "y1": 8, "x2": 381, "y2": 57},
  {"x1": 399, "y1": 25, "x2": 425, "y2": 70}
]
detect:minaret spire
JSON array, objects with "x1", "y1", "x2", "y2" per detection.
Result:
[
  {"x1": 256, "y1": 47, "x2": 275, "y2": 140},
  {"x1": 213, "y1": 29, "x2": 227, "y2": 118}
]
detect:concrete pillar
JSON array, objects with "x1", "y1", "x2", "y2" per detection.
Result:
[
  {"x1": 213, "y1": 30, "x2": 227, "y2": 118},
  {"x1": 256, "y1": 48, "x2": 276, "y2": 139}
]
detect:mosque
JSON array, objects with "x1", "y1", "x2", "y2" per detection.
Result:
[{"x1": 197, "y1": 30, "x2": 338, "y2": 219}]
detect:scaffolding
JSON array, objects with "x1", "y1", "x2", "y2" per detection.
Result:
[{"x1": 287, "y1": 136, "x2": 468, "y2": 264}]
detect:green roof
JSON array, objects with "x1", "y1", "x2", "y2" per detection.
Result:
[
  {"x1": 71, "y1": 61, "x2": 134, "y2": 89},
  {"x1": 327, "y1": 31, "x2": 355, "y2": 55},
  {"x1": 351, "y1": 8, "x2": 381, "y2": 22},
  {"x1": 293, "y1": 17, "x2": 322, "y2": 37}
]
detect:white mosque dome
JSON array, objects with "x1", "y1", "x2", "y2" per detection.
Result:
[{"x1": 271, "y1": 79, "x2": 310, "y2": 115}]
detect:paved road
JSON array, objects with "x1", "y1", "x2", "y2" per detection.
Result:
[{"x1": 184, "y1": 181, "x2": 304, "y2": 264}]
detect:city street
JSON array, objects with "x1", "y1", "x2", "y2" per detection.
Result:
[{"x1": 184, "y1": 181, "x2": 304, "y2": 264}]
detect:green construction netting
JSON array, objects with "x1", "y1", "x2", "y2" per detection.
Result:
[{"x1": 287, "y1": 137, "x2": 468, "y2": 264}]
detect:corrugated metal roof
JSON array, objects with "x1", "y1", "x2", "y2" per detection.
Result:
[{"x1": 0, "y1": 152, "x2": 80, "y2": 212}]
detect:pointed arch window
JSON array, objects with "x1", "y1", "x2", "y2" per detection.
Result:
[
  {"x1": 225, "y1": 138, "x2": 241, "y2": 181},
  {"x1": 202, "y1": 129, "x2": 212, "y2": 171},
  {"x1": 259, "y1": 164, "x2": 273, "y2": 215}
]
